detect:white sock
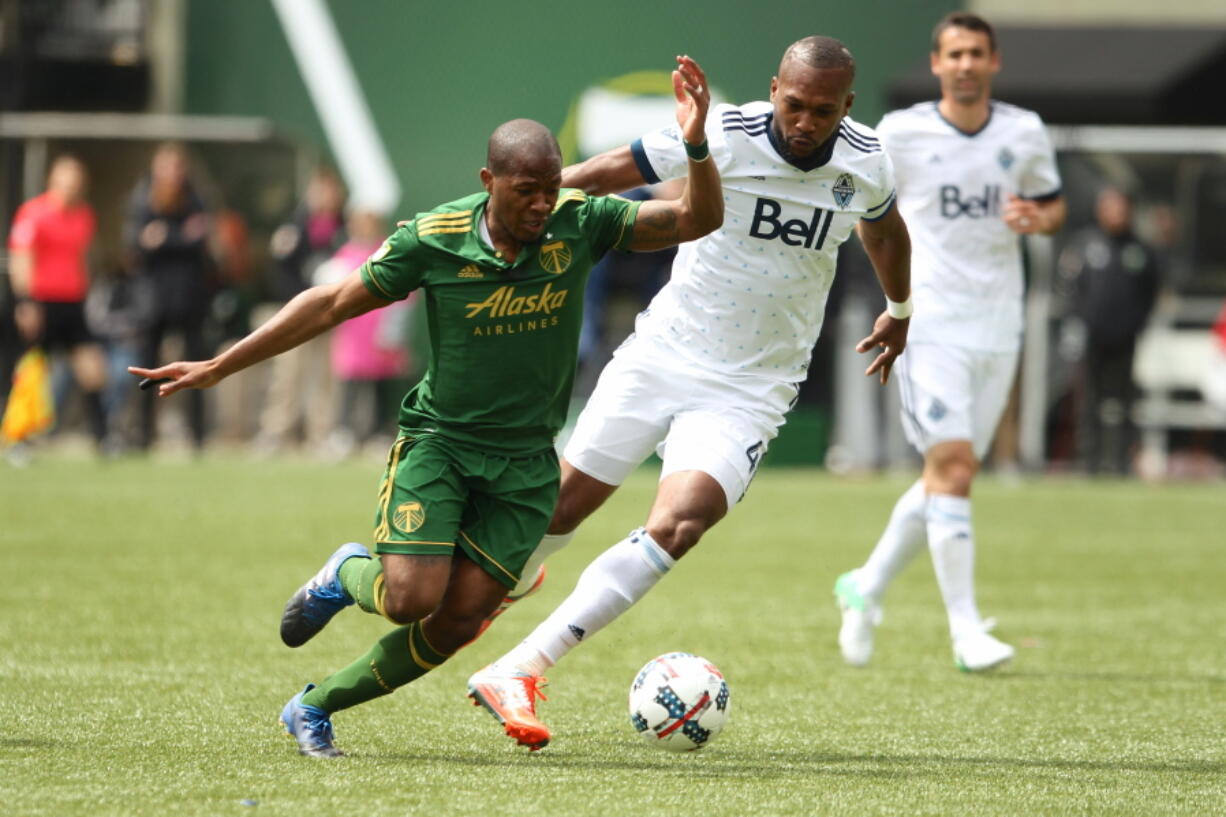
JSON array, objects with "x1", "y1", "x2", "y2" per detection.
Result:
[
  {"x1": 856, "y1": 479, "x2": 928, "y2": 600},
  {"x1": 498, "y1": 528, "x2": 675, "y2": 674},
  {"x1": 509, "y1": 531, "x2": 574, "y2": 597},
  {"x1": 926, "y1": 494, "x2": 983, "y2": 637}
]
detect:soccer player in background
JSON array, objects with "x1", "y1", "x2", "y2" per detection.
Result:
[
  {"x1": 130, "y1": 55, "x2": 722, "y2": 758},
  {"x1": 835, "y1": 12, "x2": 1065, "y2": 671},
  {"x1": 468, "y1": 35, "x2": 912, "y2": 750}
]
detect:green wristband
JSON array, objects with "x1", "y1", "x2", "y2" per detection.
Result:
[{"x1": 684, "y1": 139, "x2": 710, "y2": 162}]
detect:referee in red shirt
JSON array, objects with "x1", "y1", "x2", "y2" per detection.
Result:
[{"x1": 8, "y1": 155, "x2": 108, "y2": 450}]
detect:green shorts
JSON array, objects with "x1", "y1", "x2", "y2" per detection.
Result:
[{"x1": 372, "y1": 434, "x2": 560, "y2": 589}]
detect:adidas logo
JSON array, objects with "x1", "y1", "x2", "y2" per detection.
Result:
[
  {"x1": 568, "y1": 624, "x2": 586, "y2": 641},
  {"x1": 458, "y1": 264, "x2": 484, "y2": 279}
]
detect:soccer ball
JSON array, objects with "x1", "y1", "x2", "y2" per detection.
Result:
[{"x1": 628, "y1": 652, "x2": 730, "y2": 751}]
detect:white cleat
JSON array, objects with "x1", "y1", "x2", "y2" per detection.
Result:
[
  {"x1": 953, "y1": 629, "x2": 1015, "y2": 672},
  {"x1": 834, "y1": 571, "x2": 882, "y2": 667}
]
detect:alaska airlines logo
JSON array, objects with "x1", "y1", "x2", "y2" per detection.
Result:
[
  {"x1": 940, "y1": 185, "x2": 1001, "y2": 219},
  {"x1": 457, "y1": 264, "x2": 484, "y2": 279},
  {"x1": 749, "y1": 198, "x2": 834, "y2": 250},
  {"x1": 465, "y1": 282, "x2": 569, "y2": 319},
  {"x1": 539, "y1": 241, "x2": 572, "y2": 274},
  {"x1": 393, "y1": 501, "x2": 425, "y2": 533}
]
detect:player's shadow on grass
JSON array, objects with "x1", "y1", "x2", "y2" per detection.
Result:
[
  {"x1": 374, "y1": 749, "x2": 1226, "y2": 779},
  {"x1": 813, "y1": 753, "x2": 1226, "y2": 778},
  {"x1": 0, "y1": 737, "x2": 56, "y2": 749},
  {"x1": 991, "y1": 669, "x2": 1226, "y2": 686}
]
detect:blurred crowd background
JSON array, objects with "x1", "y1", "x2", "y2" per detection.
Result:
[{"x1": 2, "y1": 0, "x2": 1225, "y2": 479}]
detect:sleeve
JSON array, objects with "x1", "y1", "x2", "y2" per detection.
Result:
[
  {"x1": 1020, "y1": 117, "x2": 1062, "y2": 201},
  {"x1": 359, "y1": 223, "x2": 426, "y2": 301},
  {"x1": 8, "y1": 202, "x2": 36, "y2": 250},
  {"x1": 861, "y1": 149, "x2": 898, "y2": 222},
  {"x1": 580, "y1": 194, "x2": 643, "y2": 255},
  {"x1": 628, "y1": 105, "x2": 724, "y2": 185}
]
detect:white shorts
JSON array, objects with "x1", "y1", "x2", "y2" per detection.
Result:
[
  {"x1": 563, "y1": 335, "x2": 799, "y2": 508},
  {"x1": 894, "y1": 342, "x2": 1019, "y2": 459}
]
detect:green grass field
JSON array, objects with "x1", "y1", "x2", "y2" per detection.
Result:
[{"x1": 2, "y1": 455, "x2": 1223, "y2": 816}]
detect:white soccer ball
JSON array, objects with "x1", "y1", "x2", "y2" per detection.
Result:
[{"x1": 628, "y1": 652, "x2": 730, "y2": 751}]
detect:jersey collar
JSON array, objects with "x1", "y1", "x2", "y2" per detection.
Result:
[
  {"x1": 471, "y1": 195, "x2": 549, "y2": 275},
  {"x1": 934, "y1": 100, "x2": 995, "y2": 137},
  {"x1": 766, "y1": 113, "x2": 838, "y2": 171}
]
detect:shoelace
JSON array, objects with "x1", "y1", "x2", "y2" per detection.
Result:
[
  {"x1": 503, "y1": 674, "x2": 549, "y2": 711},
  {"x1": 301, "y1": 710, "x2": 334, "y2": 743}
]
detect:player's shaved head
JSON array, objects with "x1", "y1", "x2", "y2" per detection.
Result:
[
  {"x1": 486, "y1": 119, "x2": 562, "y2": 177},
  {"x1": 781, "y1": 36, "x2": 855, "y2": 83}
]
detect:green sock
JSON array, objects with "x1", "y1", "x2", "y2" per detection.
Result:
[
  {"x1": 300, "y1": 621, "x2": 452, "y2": 713},
  {"x1": 339, "y1": 555, "x2": 385, "y2": 615}
]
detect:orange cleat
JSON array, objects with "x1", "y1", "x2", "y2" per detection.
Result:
[{"x1": 467, "y1": 665, "x2": 551, "y2": 750}]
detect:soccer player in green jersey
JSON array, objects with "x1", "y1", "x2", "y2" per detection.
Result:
[{"x1": 129, "y1": 55, "x2": 721, "y2": 757}]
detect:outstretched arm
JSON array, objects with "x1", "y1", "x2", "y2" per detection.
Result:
[
  {"x1": 624, "y1": 55, "x2": 723, "y2": 252},
  {"x1": 129, "y1": 274, "x2": 388, "y2": 396},
  {"x1": 855, "y1": 205, "x2": 912, "y2": 384},
  {"x1": 562, "y1": 146, "x2": 648, "y2": 196}
]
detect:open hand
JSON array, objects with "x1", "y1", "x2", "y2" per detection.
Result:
[
  {"x1": 856, "y1": 311, "x2": 909, "y2": 385},
  {"x1": 673, "y1": 55, "x2": 711, "y2": 149},
  {"x1": 128, "y1": 360, "x2": 220, "y2": 397}
]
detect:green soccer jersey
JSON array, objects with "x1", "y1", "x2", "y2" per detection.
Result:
[{"x1": 360, "y1": 189, "x2": 641, "y2": 456}]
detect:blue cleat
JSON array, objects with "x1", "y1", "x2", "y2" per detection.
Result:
[
  {"x1": 280, "y1": 684, "x2": 343, "y2": 757},
  {"x1": 280, "y1": 542, "x2": 370, "y2": 647}
]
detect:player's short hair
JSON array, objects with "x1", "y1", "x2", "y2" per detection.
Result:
[
  {"x1": 486, "y1": 119, "x2": 562, "y2": 177},
  {"x1": 931, "y1": 12, "x2": 997, "y2": 53},
  {"x1": 781, "y1": 36, "x2": 855, "y2": 82}
]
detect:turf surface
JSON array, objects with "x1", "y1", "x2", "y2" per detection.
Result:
[{"x1": 2, "y1": 455, "x2": 1222, "y2": 816}]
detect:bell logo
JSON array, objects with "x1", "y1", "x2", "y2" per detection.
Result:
[
  {"x1": 748, "y1": 197, "x2": 834, "y2": 250},
  {"x1": 539, "y1": 241, "x2": 572, "y2": 274},
  {"x1": 940, "y1": 185, "x2": 1001, "y2": 219},
  {"x1": 465, "y1": 282, "x2": 569, "y2": 319}
]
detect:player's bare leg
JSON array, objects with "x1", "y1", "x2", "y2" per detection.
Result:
[
  {"x1": 284, "y1": 553, "x2": 505, "y2": 757},
  {"x1": 471, "y1": 470, "x2": 727, "y2": 749},
  {"x1": 549, "y1": 458, "x2": 620, "y2": 535},
  {"x1": 466, "y1": 458, "x2": 620, "y2": 644}
]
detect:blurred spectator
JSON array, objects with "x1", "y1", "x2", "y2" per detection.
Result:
[
  {"x1": 84, "y1": 264, "x2": 154, "y2": 452},
  {"x1": 1204, "y1": 300, "x2": 1226, "y2": 416},
  {"x1": 7, "y1": 154, "x2": 108, "y2": 453},
  {"x1": 1062, "y1": 187, "x2": 1161, "y2": 475},
  {"x1": 254, "y1": 167, "x2": 346, "y2": 455},
  {"x1": 0, "y1": 269, "x2": 17, "y2": 417},
  {"x1": 315, "y1": 209, "x2": 412, "y2": 459},
  {"x1": 209, "y1": 207, "x2": 256, "y2": 346},
  {"x1": 125, "y1": 142, "x2": 214, "y2": 452}
]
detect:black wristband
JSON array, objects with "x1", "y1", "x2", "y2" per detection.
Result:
[{"x1": 684, "y1": 139, "x2": 710, "y2": 162}]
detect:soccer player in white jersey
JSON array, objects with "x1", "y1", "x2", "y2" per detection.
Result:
[
  {"x1": 835, "y1": 13, "x2": 1065, "y2": 672},
  {"x1": 468, "y1": 37, "x2": 913, "y2": 750}
]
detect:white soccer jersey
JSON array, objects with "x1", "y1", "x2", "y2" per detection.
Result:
[
  {"x1": 629, "y1": 101, "x2": 896, "y2": 382},
  {"x1": 876, "y1": 101, "x2": 1061, "y2": 350}
]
